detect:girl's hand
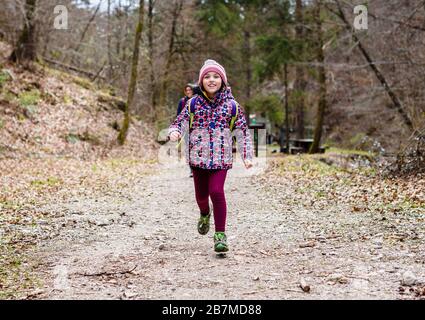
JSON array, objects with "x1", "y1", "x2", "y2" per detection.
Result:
[
  {"x1": 244, "y1": 159, "x2": 253, "y2": 169},
  {"x1": 169, "y1": 131, "x2": 181, "y2": 142}
]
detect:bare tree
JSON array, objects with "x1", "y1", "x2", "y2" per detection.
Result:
[
  {"x1": 71, "y1": 0, "x2": 102, "y2": 65},
  {"x1": 283, "y1": 63, "x2": 290, "y2": 153},
  {"x1": 147, "y1": 0, "x2": 157, "y2": 118},
  {"x1": 107, "y1": 0, "x2": 114, "y2": 80},
  {"x1": 157, "y1": 0, "x2": 184, "y2": 122},
  {"x1": 118, "y1": 0, "x2": 145, "y2": 145},
  {"x1": 331, "y1": 0, "x2": 414, "y2": 131},
  {"x1": 9, "y1": 0, "x2": 38, "y2": 63},
  {"x1": 310, "y1": 0, "x2": 327, "y2": 154},
  {"x1": 294, "y1": 0, "x2": 307, "y2": 139}
]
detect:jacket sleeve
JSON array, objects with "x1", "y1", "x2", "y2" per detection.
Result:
[
  {"x1": 169, "y1": 99, "x2": 190, "y2": 136},
  {"x1": 233, "y1": 104, "x2": 253, "y2": 162}
]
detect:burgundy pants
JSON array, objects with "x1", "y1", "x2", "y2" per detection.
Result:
[{"x1": 191, "y1": 166, "x2": 228, "y2": 232}]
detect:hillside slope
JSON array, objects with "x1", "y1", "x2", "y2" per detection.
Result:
[{"x1": 0, "y1": 41, "x2": 158, "y2": 161}]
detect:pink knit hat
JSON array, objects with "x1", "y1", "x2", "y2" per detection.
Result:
[{"x1": 198, "y1": 59, "x2": 228, "y2": 87}]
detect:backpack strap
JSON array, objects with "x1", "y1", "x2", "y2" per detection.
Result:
[
  {"x1": 175, "y1": 96, "x2": 197, "y2": 149},
  {"x1": 188, "y1": 96, "x2": 197, "y2": 129},
  {"x1": 229, "y1": 100, "x2": 239, "y2": 131}
]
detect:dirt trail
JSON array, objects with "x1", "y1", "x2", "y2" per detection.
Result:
[{"x1": 31, "y1": 161, "x2": 424, "y2": 300}]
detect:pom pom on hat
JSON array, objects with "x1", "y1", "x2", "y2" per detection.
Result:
[{"x1": 198, "y1": 59, "x2": 228, "y2": 86}]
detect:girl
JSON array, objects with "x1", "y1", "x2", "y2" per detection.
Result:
[{"x1": 168, "y1": 59, "x2": 253, "y2": 253}]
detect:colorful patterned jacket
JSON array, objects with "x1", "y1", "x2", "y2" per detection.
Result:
[{"x1": 168, "y1": 87, "x2": 253, "y2": 170}]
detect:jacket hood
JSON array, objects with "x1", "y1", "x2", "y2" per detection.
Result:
[{"x1": 198, "y1": 86, "x2": 235, "y2": 108}]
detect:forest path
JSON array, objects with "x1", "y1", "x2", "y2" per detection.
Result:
[{"x1": 32, "y1": 159, "x2": 424, "y2": 300}]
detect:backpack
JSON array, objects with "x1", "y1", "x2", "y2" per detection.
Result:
[{"x1": 187, "y1": 96, "x2": 239, "y2": 131}]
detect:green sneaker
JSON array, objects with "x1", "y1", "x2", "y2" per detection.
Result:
[
  {"x1": 197, "y1": 212, "x2": 211, "y2": 235},
  {"x1": 214, "y1": 232, "x2": 229, "y2": 253}
]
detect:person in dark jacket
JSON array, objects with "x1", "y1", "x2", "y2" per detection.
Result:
[
  {"x1": 177, "y1": 84, "x2": 194, "y2": 116},
  {"x1": 177, "y1": 84, "x2": 194, "y2": 177}
]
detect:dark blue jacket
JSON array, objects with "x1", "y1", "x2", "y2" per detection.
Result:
[{"x1": 177, "y1": 96, "x2": 189, "y2": 116}]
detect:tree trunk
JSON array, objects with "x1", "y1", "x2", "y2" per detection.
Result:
[
  {"x1": 243, "y1": 29, "x2": 252, "y2": 124},
  {"x1": 158, "y1": 0, "x2": 183, "y2": 121},
  {"x1": 310, "y1": 0, "x2": 326, "y2": 154},
  {"x1": 283, "y1": 64, "x2": 290, "y2": 153},
  {"x1": 41, "y1": 30, "x2": 50, "y2": 57},
  {"x1": 243, "y1": 30, "x2": 252, "y2": 99},
  {"x1": 148, "y1": 0, "x2": 157, "y2": 119},
  {"x1": 294, "y1": 0, "x2": 306, "y2": 139},
  {"x1": 118, "y1": 0, "x2": 145, "y2": 145},
  {"x1": 107, "y1": 0, "x2": 114, "y2": 81},
  {"x1": 9, "y1": 0, "x2": 38, "y2": 63},
  {"x1": 334, "y1": 0, "x2": 413, "y2": 131},
  {"x1": 119, "y1": 5, "x2": 131, "y2": 77}
]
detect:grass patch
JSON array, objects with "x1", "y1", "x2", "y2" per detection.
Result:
[
  {"x1": 30, "y1": 176, "x2": 63, "y2": 188},
  {"x1": 41, "y1": 64, "x2": 69, "y2": 82},
  {"x1": 326, "y1": 147, "x2": 375, "y2": 158},
  {"x1": 1, "y1": 89, "x2": 16, "y2": 103},
  {"x1": 73, "y1": 76, "x2": 94, "y2": 90},
  {"x1": 301, "y1": 158, "x2": 343, "y2": 175},
  {"x1": 370, "y1": 201, "x2": 423, "y2": 214},
  {"x1": 79, "y1": 131, "x2": 101, "y2": 145},
  {"x1": 143, "y1": 158, "x2": 158, "y2": 165},
  {"x1": 106, "y1": 158, "x2": 142, "y2": 169},
  {"x1": 65, "y1": 131, "x2": 101, "y2": 145},
  {"x1": 66, "y1": 133, "x2": 80, "y2": 144},
  {"x1": 0, "y1": 70, "x2": 12, "y2": 87},
  {"x1": 274, "y1": 154, "x2": 345, "y2": 176},
  {"x1": 18, "y1": 89, "x2": 41, "y2": 107},
  {"x1": 50, "y1": 50, "x2": 62, "y2": 60},
  {"x1": 0, "y1": 240, "x2": 41, "y2": 299},
  {"x1": 0, "y1": 199, "x2": 24, "y2": 211},
  {"x1": 400, "y1": 197, "x2": 425, "y2": 210},
  {"x1": 63, "y1": 94, "x2": 72, "y2": 105},
  {"x1": 349, "y1": 132, "x2": 367, "y2": 147},
  {"x1": 268, "y1": 146, "x2": 376, "y2": 170},
  {"x1": 356, "y1": 166, "x2": 377, "y2": 177},
  {"x1": 315, "y1": 190, "x2": 326, "y2": 198},
  {"x1": 271, "y1": 149, "x2": 379, "y2": 180}
]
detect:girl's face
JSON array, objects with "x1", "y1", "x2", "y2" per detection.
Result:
[{"x1": 202, "y1": 72, "x2": 222, "y2": 98}]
